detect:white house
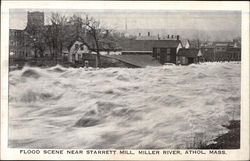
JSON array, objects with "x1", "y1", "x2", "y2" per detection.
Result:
[{"x1": 68, "y1": 41, "x2": 90, "y2": 63}]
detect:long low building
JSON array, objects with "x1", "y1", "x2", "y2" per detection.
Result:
[
  {"x1": 118, "y1": 37, "x2": 183, "y2": 65},
  {"x1": 104, "y1": 54, "x2": 162, "y2": 68}
]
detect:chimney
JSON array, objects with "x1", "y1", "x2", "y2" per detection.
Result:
[
  {"x1": 139, "y1": 33, "x2": 141, "y2": 36},
  {"x1": 171, "y1": 35, "x2": 174, "y2": 39},
  {"x1": 167, "y1": 35, "x2": 170, "y2": 38},
  {"x1": 177, "y1": 35, "x2": 180, "y2": 40},
  {"x1": 148, "y1": 32, "x2": 150, "y2": 36},
  {"x1": 158, "y1": 34, "x2": 160, "y2": 40}
]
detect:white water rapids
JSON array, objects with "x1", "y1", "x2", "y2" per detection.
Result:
[{"x1": 9, "y1": 62, "x2": 240, "y2": 149}]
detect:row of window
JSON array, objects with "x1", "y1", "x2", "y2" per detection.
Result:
[
  {"x1": 155, "y1": 54, "x2": 171, "y2": 62},
  {"x1": 12, "y1": 51, "x2": 28, "y2": 57},
  {"x1": 10, "y1": 40, "x2": 25, "y2": 46},
  {"x1": 10, "y1": 31, "x2": 24, "y2": 37},
  {"x1": 72, "y1": 54, "x2": 82, "y2": 60},
  {"x1": 215, "y1": 47, "x2": 227, "y2": 51},
  {"x1": 154, "y1": 48, "x2": 171, "y2": 54}
]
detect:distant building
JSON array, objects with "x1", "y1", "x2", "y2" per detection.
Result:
[
  {"x1": 27, "y1": 11, "x2": 45, "y2": 27},
  {"x1": 119, "y1": 35, "x2": 182, "y2": 64},
  {"x1": 200, "y1": 41, "x2": 213, "y2": 48},
  {"x1": 136, "y1": 32, "x2": 180, "y2": 41},
  {"x1": 226, "y1": 47, "x2": 241, "y2": 61},
  {"x1": 211, "y1": 41, "x2": 241, "y2": 61},
  {"x1": 233, "y1": 38, "x2": 241, "y2": 48},
  {"x1": 9, "y1": 11, "x2": 45, "y2": 60},
  {"x1": 176, "y1": 48, "x2": 204, "y2": 65},
  {"x1": 136, "y1": 32, "x2": 160, "y2": 40},
  {"x1": 200, "y1": 47, "x2": 215, "y2": 62},
  {"x1": 214, "y1": 42, "x2": 228, "y2": 53},
  {"x1": 9, "y1": 29, "x2": 30, "y2": 59},
  {"x1": 152, "y1": 40, "x2": 182, "y2": 64},
  {"x1": 68, "y1": 40, "x2": 91, "y2": 64},
  {"x1": 199, "y1": 40, "x2": 241, "y2": 62}
]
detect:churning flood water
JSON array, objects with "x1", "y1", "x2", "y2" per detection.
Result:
[{"x1": 8, "y1": 62, "x2": 240, "y2": 149}]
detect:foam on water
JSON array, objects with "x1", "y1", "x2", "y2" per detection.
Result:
[{"x1": 8, "y1": 62, "x2": 240, "y2": 148}]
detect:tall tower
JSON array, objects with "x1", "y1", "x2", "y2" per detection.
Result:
[{"x1": 27, "y1": 11, "x2": 45, "y2": 27}]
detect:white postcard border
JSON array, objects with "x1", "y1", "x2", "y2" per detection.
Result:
[{"x1": 1, "y1": 1, "x2": 249, "y2": 160}]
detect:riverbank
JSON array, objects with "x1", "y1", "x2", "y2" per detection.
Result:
[{"x1": 203, "y1": 120, "x2": 240, "y2": 149}]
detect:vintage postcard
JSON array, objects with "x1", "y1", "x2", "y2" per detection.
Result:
[{"x1": 1, "y1": 1, "x2": 249, "y2": 160}]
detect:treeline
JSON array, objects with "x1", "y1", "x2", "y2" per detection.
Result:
[{"x1": 24, "y1": 12, "x2": 130, "y2": 67}]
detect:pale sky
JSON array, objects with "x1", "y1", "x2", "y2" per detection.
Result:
[{"x1": 9, "y1": 9, "x2": 241, "y2": 38}]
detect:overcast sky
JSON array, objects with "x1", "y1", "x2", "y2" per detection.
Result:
[{"x1": 9, "y1": 9, "x2": 241, "y2": 39}]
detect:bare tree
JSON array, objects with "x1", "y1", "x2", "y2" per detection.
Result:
[
  {"x1": 83, "y1": 15, "x2": 102, "y2": 67},
  {"x1": 83, "y1": 15, "x2": 120, "y2": 67},
  {"x1": 25, "y1": 24, "x2": 46, "y2": 59},
  {"x1": 45, "y1": 12, "x2": 68, "y2": 62}
]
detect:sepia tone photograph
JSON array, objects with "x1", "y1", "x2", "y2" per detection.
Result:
[{"x1": 8, "y1": 8, "x2": 241, "y2": 150}]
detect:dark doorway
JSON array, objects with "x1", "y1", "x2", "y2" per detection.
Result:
[{"x1": 188, "y1": 58, "x2": 194, "y2": 64}]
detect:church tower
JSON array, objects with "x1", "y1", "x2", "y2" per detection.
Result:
[{"x1": 27, "y1": 11, "x2": 44, "y2": 27}]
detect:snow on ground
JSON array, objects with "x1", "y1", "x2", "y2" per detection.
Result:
[{"x1": 8, "y1": 62, "x2": 240, "y2": 149}]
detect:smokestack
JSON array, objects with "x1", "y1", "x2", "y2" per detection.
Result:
[
  {"x1": 148, "y1": 32, "x2": 150, "y2": 36},
  {"x1": 167, "y1": 35, "x2": 170, "y2": 38},
  {"x1": 171, "y1": 35, "x2": 174, "y2": 38},
  {"x1": 158, "y1": 34, "x2": 160, "y2": 40},
  {"x1": 177, "y1": 35, "x2": 180, "y2": 40},
  {"x1": 139, "y1": 33, "x2": 141, "y2": 36}
]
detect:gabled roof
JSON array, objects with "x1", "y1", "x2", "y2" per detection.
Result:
[
  {"x1": 67, "y1": 39, "x2": 90, "y2": 51},
  {"x1": 118, "y1": 39, "x2": 181, "y2": 52},
  {"x1": 177, "y1": 48, "x2": 201, "y2": 58}
]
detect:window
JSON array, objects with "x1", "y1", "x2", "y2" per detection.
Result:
[
  {"x1": 166, "y1": 55, "x2": 171, "y2": 62},
  {"x1": 80, "y1": 46, "x2": 84, "y2": 50},
  {"x1": 84, "y1": 60, "x2": 89, "y2": 67},
  {"x1": 234, "y1": 53, "x2": 237, "y2": 59},
  {"x1": 167, "y1": 48, "x2": 171, "y2": 54},
  {"x1": 75, "y1": 44, "x2": 79, "y2": 49},
  {"x1": 152, "y1": 48, "x2": 155, "y2": 56},
  {"x1": 161, "y1": 48, "x2": 166, "y2": 53},
  {"x1": 157, "y1": 48, "x2": 160, "y2": 54},
  {"x1": 157, "y1": 55, "x2": 160, "y2": 60},
  {"x1": 182, "y1": 56, "x2": 186, "y2": 64}
]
